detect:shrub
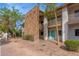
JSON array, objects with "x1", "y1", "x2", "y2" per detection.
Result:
[
  {"x1": 65, "y1": 40, "x2": 79, "y2": 52},
  {"x1": 23, "y1": 34, "x2": 34, "y2": 41},
  {"x1": 16, "y1": 30, "x2": 22, "y2": 37}
]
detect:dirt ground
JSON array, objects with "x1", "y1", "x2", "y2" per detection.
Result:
[{"x1": 0, "y1": 38, "x2": 79, "y2": 56}]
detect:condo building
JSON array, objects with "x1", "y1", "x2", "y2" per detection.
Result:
[{"x1": 24, "y1": 3, "x2": 79, "y2": 42}]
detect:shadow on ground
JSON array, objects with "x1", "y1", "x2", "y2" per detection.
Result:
[
  {"x1": 60, "y1": 45, "x2": 75, "y2": 51},
  {"x1": 0, "y1": 40, "x2": 11, "y2": 46}
]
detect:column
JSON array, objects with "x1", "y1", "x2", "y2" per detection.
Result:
[
  {"x1": 43, "y1": 17, "x2": 48, "y2": 40},
  {"x1": 62, "y1": 7, "x2": 69, "y2": 42}
]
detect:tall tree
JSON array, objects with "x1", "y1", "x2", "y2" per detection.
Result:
[
  {"x1": 0, "y1": 7, "x2": 11, "y2": 32},
  {"x1": 45, "y1": 3, "x2": 60, "y2": 45},
  {"x1": 10, "y1": 7, "x2": 23, "y2": 37},
  {"x1": 0, "y1": 7, "x2": 23, "y2": 37}
]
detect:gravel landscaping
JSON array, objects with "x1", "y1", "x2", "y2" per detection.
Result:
[{"x1": 0, "y1": 38, "x2": 79, "y2": 56}]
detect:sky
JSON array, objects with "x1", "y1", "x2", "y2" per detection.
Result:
[
  {"x1": 0, "y1": 3, "x2": 46, "y2": 14},
  {"x1": 0, "y1": 3, "x2": 64, "y2": 29},
  {"x1": 0, "y1": 3, "x2": 64, "y2": 14}
]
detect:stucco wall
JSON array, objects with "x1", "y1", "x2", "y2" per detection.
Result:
[
  {"x1": 62, "y1": 7, "x2": 69, "y2": 41},
  {"x1": 68, "y1": 24, "x2": 79, "y2": 40},
  {"x1": 68, "y1": 4, "x2": 79, "y2": 24},
  {"x1": 68, "y1": 4, "x2": 79, "y2": 40}
]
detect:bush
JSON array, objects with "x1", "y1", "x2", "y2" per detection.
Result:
[
  {"x1": 23, "y1": 34, "x2": 34, "y2": 41},
  {"x1": 65, "y1": 40, "x2": 79, "y2": 52},
  {"x1": 16, "y1": 30, "x2": 22, "y2": 37}
]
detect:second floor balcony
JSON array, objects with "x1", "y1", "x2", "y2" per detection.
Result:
[
  {"x1": 48, "y1": 18, "x2": 62, "y2": 28},
  {"x1": 68, "y1": 13, "x2": 79, "y2": 24}
]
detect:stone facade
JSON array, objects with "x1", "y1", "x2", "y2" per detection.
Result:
[{"x1": 24, "y1": 6, "x2": 40, "y2": 41}]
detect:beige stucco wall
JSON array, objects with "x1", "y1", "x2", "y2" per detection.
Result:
[
  {"x1": 68, "y1": 24, "x2": 79, "y2": 40},
  {"x1": 68, "y1": 4, "x2": 79, "y2": 24},
  {"x1": 61, "y1": 4, "x2": 79, "y2": 41},
  {"x1": 68, "y1": 4, "x2": 79, "y2": 40}
]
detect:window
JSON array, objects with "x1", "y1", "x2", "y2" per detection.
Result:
[
  {"x1": 75, "y1": 29, "x2": 79, "y2": 36},
  {"x1": 59, "y1": 30, "x2": 62, "y2": 36},
  {"x1": 75, "y1": 10, "x2": 79, "y2": 17}
]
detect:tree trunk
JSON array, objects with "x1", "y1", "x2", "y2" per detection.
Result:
[{"x1": 53, "y1": 9, "x2": 60, "y2": 45}]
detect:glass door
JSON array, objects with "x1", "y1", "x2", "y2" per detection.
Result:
[{"x1": 48, "y1": 30, "x2": 56, "y2": 41}]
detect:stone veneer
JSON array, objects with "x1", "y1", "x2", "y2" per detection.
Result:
[{"x1": 24, "y1": 6, "x2": 40, "y2": 41}]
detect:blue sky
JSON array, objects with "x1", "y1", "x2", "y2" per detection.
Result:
[
  {"x1": 0, "y1": 3, "x2": 64, "y2": 14},
  {"x1": 0, "y1": 3, "x2": 46, "y2": 14},
  {"x1": 0, "y1": 3, "x2": 64, "y2": 29}
]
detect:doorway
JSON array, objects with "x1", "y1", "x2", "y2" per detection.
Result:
[{"x1": 48, "y1": 30, "x2": 56, "y2": 41}]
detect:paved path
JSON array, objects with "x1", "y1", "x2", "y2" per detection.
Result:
[{"x1": 0, "y1": 38, "x2": 79, "y2": 56}]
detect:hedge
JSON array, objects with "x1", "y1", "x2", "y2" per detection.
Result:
[
  {"x1": 65, "y1": 40, "x2": 79, "y2": 52},
  {"x1": 23, "y1": 34, "x2": 34, "y2": 41}
]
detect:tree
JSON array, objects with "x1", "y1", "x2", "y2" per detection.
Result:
[
  {"x1": 0, "y1": 7, "x2": 11, "y2": 32},
  {"x1": 44, "y1": 3, "x2": 60, "y2": 45},
  {"x1": 0, "y1": 7, "x2": 23, "y2": 37},
  {"x1": 10, "y1": 7, "x2": 23, "y2": 37}
]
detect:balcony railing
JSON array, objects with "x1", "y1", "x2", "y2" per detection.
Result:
[
  {"x1": 48, "y1": 19, "x2": 56, "y2": 25},
  {"x1": 48, "y1": 13, "x2": 79, "y2": 26},
  {"x1": 48, "y1": 19, "x2": 62, "y2": 27}
]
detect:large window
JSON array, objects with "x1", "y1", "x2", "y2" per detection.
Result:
[
  {"x1": 75, "y1": 10, "x2": 79, "y2": 17},
  {"x1": 75, "y1": 29, "x2": 79, "y2": 36}
]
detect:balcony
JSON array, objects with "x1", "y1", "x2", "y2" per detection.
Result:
[
  {"x1": 68, "y1": 13, "x2": 79, "y2": 24},
  {"x1": 48, "y1": 18, "x2": 62, "y2": 28},
  {"x1": 48, "y1": 19, "x2": 56, "y2": 26}
]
